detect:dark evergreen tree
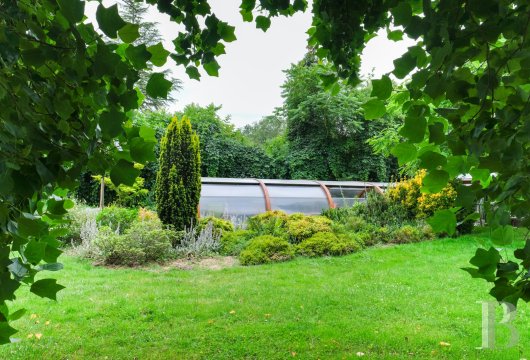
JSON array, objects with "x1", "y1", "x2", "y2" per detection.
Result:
[{"x1": 156, "y1": 116, "x2": 201, "y2": 230}]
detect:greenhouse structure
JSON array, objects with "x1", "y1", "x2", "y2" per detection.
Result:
[{"x1": 199, "y1": 177, "x2": 389, "y2": 218}]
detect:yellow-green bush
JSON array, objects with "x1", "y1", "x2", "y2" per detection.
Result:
[
  {"x1": 286, "y1": 215, "x2": 332, "y2": 243},
  {"x1": 196, "y1": 216, "x2": 234, "y2": 237},
  {"x1": 220, "y1": 229, "x2": 253, "y2": 256},
  {"x1": 390, "y1": 225, "x2": 423, "y2": 244},
  {"x1": 296, "y1": 232, "x2": 362, "y2": 257},
  {"x1": 239, "y1": 235, "x2": 294, "y2": 265},
  {"x1": 247, "y1": 210, "x2": 288, "y2": 237},
  {"x1": 387, "y1": 170, "x2": 457, "y2": 219}
]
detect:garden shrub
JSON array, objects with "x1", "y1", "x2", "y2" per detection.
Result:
[
  {"x1": 138, "y1": 207, "x2": 159, "y2": 222},
  {"x1": 93, "y1": 174, "x2": 149, "y2": 208},
  {"x1": 321, "y1": 206, "x2": 356, "y2": 223},
  {"x1": 96, "y1": 206, "x2": 138, "y2": 234},
  {"x1": 286, "y1": 215, "x2": 332, "y2": 243},
  {"x1": 239, "y1": 235, "x2": 294, "y2": 265},
  {"x1": 220, "y1": 229, "x2": 253, "y2": 256},
  {"x1": 296, "y1": 232, "x2": 362, "y2": 257},
  {"x1": 196, "y1": 216, "x2": 234, "y2": 237},
  {"x1": 390, "y1": 225, "x2": 423, "y2": 244},
  {"x1": 342, "y1": 216, "x2": 369, "y2": 232},
  {"x1": 247, "y1": 210, "x2": 288, "y2": 237},
  {"x1": 420, "y1": 223, "x2": 436, "y2": 240},
  {"x1": 176, "y1": 221, "x2": 221, "y2": 257},
  {"x1": 371, "y1": 226, "x2": 393, "y2": 244},
  {"x1": 387, "y1": 170, "x2": 457, "y2": 219},
  {"x1": 62, "y1": 204, "x2": 99, "y2": 244},
  {"x1": 95, "y1": 219, "x2": 175, "y2": 266}
]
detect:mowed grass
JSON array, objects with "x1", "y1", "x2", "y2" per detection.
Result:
[{"x1": 2, "y1": 233, "x2": 530, "y2": 359}]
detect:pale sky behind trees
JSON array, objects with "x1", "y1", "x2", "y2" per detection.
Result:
[{"x1": 87, "y1": 1, "x2": 414, "y2": 127}]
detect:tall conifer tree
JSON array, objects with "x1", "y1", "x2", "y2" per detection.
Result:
[{"x1": 156, "y1": 116, "x2": 201, "y2": 230}]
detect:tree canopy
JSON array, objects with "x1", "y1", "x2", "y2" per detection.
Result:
[{"x1": 0, "y1": 0, "x2": 529, "y2": 343}]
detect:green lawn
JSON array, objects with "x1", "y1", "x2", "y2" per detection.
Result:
[{"x1": 2, "y1": 234, "x2": 530, "y2": 359}]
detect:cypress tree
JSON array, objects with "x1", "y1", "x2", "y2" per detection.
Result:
[{"x1": 156, "y1": 116, "x2": 201, "y2": 230}]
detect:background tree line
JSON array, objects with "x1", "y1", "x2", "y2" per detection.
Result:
[{"x1": 76, "y1": 54, "x2": 400, "y2": 207}]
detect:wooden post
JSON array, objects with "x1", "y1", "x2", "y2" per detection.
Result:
[{"x1": 99, "y1": 176, "x2": 105, "y2": 209}]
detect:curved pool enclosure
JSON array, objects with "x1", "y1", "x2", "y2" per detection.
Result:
[{"x1": 199, "y1": 177, "x2": 388, "y2": 218}]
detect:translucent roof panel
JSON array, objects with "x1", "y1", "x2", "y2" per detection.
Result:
[
  {"x1": 267, "y1": 185, "x2": 329, "y2": 214},
  {"x1": 200, "y1": 184, "x2": 266, "y2": 218},
  {"x1": 328, "y1": 186, "x2": 366, "y2": 208}
]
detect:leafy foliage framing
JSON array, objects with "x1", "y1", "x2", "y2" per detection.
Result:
[{"x1": 1, "y1": 0, "x2": 529, "y2": 343}]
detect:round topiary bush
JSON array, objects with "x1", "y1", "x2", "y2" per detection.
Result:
[
  {"x1": 296, "y1": 232, "x2": 362, "y2": 257},
  {"x1": 239, "y1": 235, "x2": 294, "y2": 266},
  {"x1": 286, "y1": 215, "x2": 333, "y2": 243},
  {"x1": 220, "y1": 229, "x2": 253, "y2": 256}
]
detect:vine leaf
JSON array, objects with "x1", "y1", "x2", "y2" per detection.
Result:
[
  {"x1": 428, "y1": 209, "x2": 457, "y2": 235},
  {"x1": 30, "y1": 279, "x2": 65, "y2": 301},
  {"x1": 371, "y1": 75, "x2": 392, "y2": 100},
  {"x1": 146, "y1": 73, "x2": 172, "y2": 98},
  {"x1": 96, "y1": 4, "x2": 126, "y2": 38},
  {"x1": 363, "y1": 99, "x2": 386, "y2": 120}
]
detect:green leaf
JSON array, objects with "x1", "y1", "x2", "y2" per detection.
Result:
[
  {"x1": 30, "y1": 279, "x2": 65, "y2": 301},
  {"x1": 391, "y1": 143, "x2": 417, "y2": 166},
  {"x1": 422, "y1": 170, "x2": 449, "y2": 193},
  {"x1": 9, "y1": 308, "x2": 26, "y2": 321},
  {"x1": 256, "y1": 16, "x2": 271, "y2": 31},
  {"x1": 110, "y1": 160, "x2": 140, "y2": 186},
  {"x1": 240, "y1": 9, "x2": 253, "y2": 22},
  {"x1": 469, "y1": 247, "x2": 501, "y2": 269},
  {"x1": 146, "y1": 73, "x2": 172, "y2": 99},
  {"x1": 37, "y1": 263, "x2": 64, "y2": 272},
  {"x1": 125, "y1": 44, "x2": 151, "y2": 70},
  {"x1": 428, "y1": 209, "x2": 457, "y2": 235},
  {"x1": 387, "y1": 30, "x2": 403, "y2": 41},
  {"x1": 428, "y1": 123, "x2": 445, "y2": 144},
  {"x1": 470, "y1": 167, "x2": 491, "y2": 188},
  {"x1": 24, "y1": 240, "x2": 46, "y2": 264},
  {"x1": 203, "y1": 60, "x2": 220, "y2": 77},
  {"x1": 46, "y1": 198, "x2": 69, "y2": 215},
  {"x1": 57, "y1": 0, "x2": 85, "y2": 24},
  {"x1": 391, "y1": 2, "x2": 412, "y2": 26},
  {"x1": 0, "y1": 322, "x2": 17, "y2": 345},
  {"x1": 118, "y1": 23, "x2": 140, "y2": 43},
  {"x1": 419, "y1": 151, "x2": 447, "y2": 170},
  {"x1": 363, "y1": 99, "x2": 386, "y2": 120},
  {"x1": 147, "y1": 43, "x2": 170, "y2": 67},
  {"x1": 130, "y1": 137, "x2": 156, "y2": 163},
  {"x1": 393, "y1": 52, "x2": 416, "y2": 79},
  {"x1": 186, "y1": 66, "x2": 201, "y2": 80},
  {"x1": 99, "y1": 109, "x2": 126, "y2": 138},
  {"x1": 491, "y1": 225, "x2": 515, "y2": 246},
  {"x1": 371, "y1": 75, "x2": 392, "y2": 100},
  {"x1": 400, "y1": 115, "x2": 426, "y2": 143},
  {"x1": 17, "y1": 216, "x2": 46, "y2": 237},
  {"x1": 217, "y1": 22, "x2": 236, "y2": 42},
  {"x1": 96, "y1": 4, "x2": 126, "y2": 38},
  {"x1": 139, "y1": 126, "x2": 157, "y2": 142}
]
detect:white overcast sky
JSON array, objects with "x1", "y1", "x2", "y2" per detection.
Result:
[{"x1": 86, "y1": 1, "x2": 414, "y2": 127}]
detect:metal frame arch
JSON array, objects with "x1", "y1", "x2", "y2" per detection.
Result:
[
  {"x1": 315, "y1": 181, "x2": 336, "y2": 209},
  {"x1": 255, "y1": 179, "x2": 272, "y2": 211}
]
